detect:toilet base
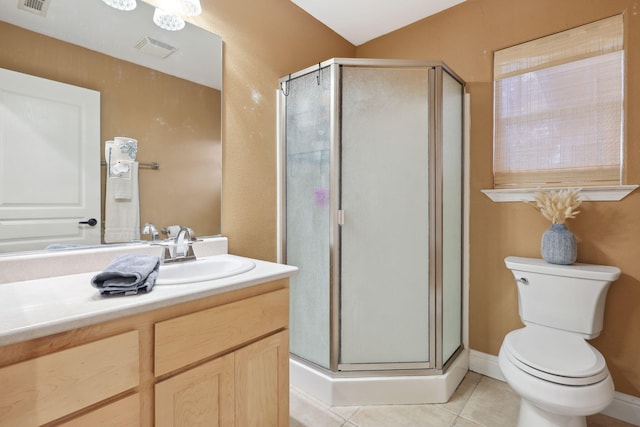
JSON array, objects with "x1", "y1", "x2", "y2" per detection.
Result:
[
  {"x1": 499, "y1": 346, "x2": 614, "y2": 427},
  {"x1": 518, "y1": 399, "x2": 586, "y2": 427}
]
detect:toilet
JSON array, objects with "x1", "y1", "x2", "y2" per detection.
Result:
[{"x1": 498, "y1": 256, "x2": 621, "y2": 427}]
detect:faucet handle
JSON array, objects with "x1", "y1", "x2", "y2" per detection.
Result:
[
  {"x1": 142, "y1": 222, "x2": 160, "y2": 241},
  {"x1": 162, "y1": 225, "x2": 182, "y2": 239},
  {"x1": 185, "y1": 227, "x2": 197, "y2": 241}
]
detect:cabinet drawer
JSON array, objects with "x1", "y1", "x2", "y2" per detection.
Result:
[
  {"x1": 155, "y1": 288, "x2": 288, "y2": 376},
  {"x1": 57, "y1": 393, "x2": 140, "y2": 427},
  {"x1": 0, "y1": 331, "x2": 139, "y2": 427}
]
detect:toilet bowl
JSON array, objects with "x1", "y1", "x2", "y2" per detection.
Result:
[
  {"x1": 499, "y1": 257, "x2": 620, "y2": 427},
  {"x1": 499, "y1": 326, "x2": 614, "y2": 427}
]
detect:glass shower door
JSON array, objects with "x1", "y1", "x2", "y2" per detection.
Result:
[
  {"x1": 339, "y1": 67, "x2": 432, "y2": 368},
  {"x1": 441, "y1": 70, "x2": 464, "y2": 365},
  {"x1": 285, "y1": 68, "x2": 332, "y2": 369}
]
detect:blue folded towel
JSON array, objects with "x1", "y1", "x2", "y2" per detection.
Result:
[{"x1": 91, "y1": 254, "x2": 160, "y2": 296}]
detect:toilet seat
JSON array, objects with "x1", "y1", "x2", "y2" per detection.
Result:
[{"x1": 503, "y1": 326, "x2": 609, "y2": 386}]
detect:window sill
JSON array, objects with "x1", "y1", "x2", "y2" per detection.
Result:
[{"x1": 481, "y1": 185, "x2": 639, "y2": 202}]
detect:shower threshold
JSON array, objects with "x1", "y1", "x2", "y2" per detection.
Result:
[{"x1": 289, "y1": 349, "x2": 469, "y2": 406}]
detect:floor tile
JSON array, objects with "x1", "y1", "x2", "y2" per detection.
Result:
[
  {"x1": 290, "y1": 373, "x2": 637, "y2": 427},
  {"x1": 452, "y1": 417, "x2": 483, "y2": 427},
  {"x1": 437, "y1": 371, "x2": 482, "y2": 415},
  {"x1": 348, "y1": 404, "x2": 457, "y2": 427},
  {"x1": 587, "y1": 413, "x2": 638, "y2": 427},
  {"x1": 331, "y1": 405, "x2": 361, "y2": 421},
  {"x1": 290, "y1": 387, "x2": 346, "y2": 427},
  {"x1": 458, "y1": 376, "x2": 520, "y2": 427}
]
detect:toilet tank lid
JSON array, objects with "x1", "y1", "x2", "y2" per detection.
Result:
[{"x1": 505, "y1": 256, "x2": 621, "y2": 281}]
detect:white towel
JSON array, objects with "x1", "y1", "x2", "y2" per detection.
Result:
[
  {"x1": 111, "y1": 160, "x2": 133, "y2": 200},
  {"x1": 104, "y1": 161, "x2": 140, "y2": 243}
]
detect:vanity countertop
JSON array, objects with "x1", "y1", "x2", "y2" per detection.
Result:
[{"x1": 0, "y1": 255, "x2": 297, "y2": 347}]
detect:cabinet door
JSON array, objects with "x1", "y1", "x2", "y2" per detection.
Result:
[
  {"x1": 155, "y1": 353, "x2": 234, "y2": 427},
  {"x1": 235, "y1": 331, "x2": 289, "y2": 427}
]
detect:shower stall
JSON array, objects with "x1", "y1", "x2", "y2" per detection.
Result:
[{"x1": 277, "y1": 59, "x2": 466, "y2": 405}]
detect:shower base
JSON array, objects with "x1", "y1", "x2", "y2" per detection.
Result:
[{"x1": 290, "y1": 349, "x2": 469, "y2": 406}]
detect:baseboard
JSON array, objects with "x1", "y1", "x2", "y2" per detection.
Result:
[
  {"x1": 469, "y1": 349, "x2": 640, "y2": 426},
  {"x1": 469, "y1": 349, "x2": 505, "y2": 382},
  {"x1": 601, "y1": 392, "x2": 640, "y2": 426}
]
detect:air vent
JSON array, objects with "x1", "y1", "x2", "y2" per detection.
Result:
[
  {"x1": 18, "y1": 0, "x2": 50, "y2": 16},
  {"x1": 134, "y1": 37, "x2": 178, "y2": 59}
]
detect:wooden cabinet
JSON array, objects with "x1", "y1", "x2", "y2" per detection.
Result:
[
  {"x1": 156, "y1": 354, "x2": 235, "y2": 427},
  {"x1": 235, "y1": 331, "x2": 289, "y2": 427},
  {"x1": 154, "y1": 288, "x2": 289, "y2": 376},
  {"x1": 0, "y1": 279, "x2": 289, "y2": 427},
  {"x1": 154, "y1": 289, "x2": 289, "y2": 427},
  {"x1": 56, "y1": 394, "x2": 141, "y2": 427},
  {"x1": 154, "y1": 330, "x2": 289, "y2": 427},
  {"x1": 0, "y1": 331, "x2": 139, "y2": 427}
]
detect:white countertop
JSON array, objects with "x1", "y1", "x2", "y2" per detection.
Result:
[{"x1": 0, "y1": 254, "x2": 297, "y2": 347}]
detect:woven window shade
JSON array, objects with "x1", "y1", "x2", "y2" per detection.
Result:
[{"x1": 493, "y1": 15, "x2": 624, "y2": 188}]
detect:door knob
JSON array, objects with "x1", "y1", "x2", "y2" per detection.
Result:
[{"x1": 79, "y1": 218, "x2": 98, "y2": 226}]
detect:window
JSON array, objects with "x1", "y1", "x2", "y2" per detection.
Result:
[{"x1": 493, "y1": 15, "x2": 624, "y2": 189}]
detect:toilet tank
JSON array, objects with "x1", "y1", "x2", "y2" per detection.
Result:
[{"x1": 504, "y1": 257, "x2": 621, "y2": 339}]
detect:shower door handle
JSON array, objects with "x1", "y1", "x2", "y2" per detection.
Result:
[{"x1": 337, "y1": 210, "x2": 345, "y2": 226}]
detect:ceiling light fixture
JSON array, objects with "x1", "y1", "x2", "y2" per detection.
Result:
[
  {"x1": 157, "y1": 0, "x2": 202, "y2": 16},
  {"x1": 100, "y1": 0, "x2": 137, "y2": 11},
  {"x1": 153, "y1": 8, "x2": 186, "y2": 31}
]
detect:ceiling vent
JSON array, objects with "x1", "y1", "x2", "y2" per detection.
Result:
[
  {"x1": 18, "y1": 0, "x2": 50, "y2": 16},
  {"x1": 134, "y1": 37, "x2": 178, "y2": 59}
]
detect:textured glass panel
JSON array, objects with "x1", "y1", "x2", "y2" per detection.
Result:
[
  {"x1": 340, "y1": 67, "x2": 430, "y2": 364},
  {"x1": 286, "y1": 69, "x2": 331, "y2": 368},
  {"x1": 441, "y1": 71, "x2": 464, "y2": 364}
]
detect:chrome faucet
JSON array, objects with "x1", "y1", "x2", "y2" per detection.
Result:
[
  {"x1": 162, "y1": 227, "x2": 198, "y2": 263},
  {"x1": 174, "y1": 227, "x2": 196, "y2": 258},
  {"x1": 142, "y1": 223, "x2": 160, "y2": 241}
]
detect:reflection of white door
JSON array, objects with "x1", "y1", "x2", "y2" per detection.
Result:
[{"x1": 0, "y1": 68, "x2": 100, "y2": 253}]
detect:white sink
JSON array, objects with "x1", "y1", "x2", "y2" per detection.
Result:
[{"x1": 156, "y1": 255, "x2": 256, "y2": 285}]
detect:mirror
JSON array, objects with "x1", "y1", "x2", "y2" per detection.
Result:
[{"x1": 0, "y1": 0, "x2": 222, "y2": 254}]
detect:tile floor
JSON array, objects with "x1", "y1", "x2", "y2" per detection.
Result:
[{"x1": 290, "y1": 371, "x2": 637, "y2": 427}]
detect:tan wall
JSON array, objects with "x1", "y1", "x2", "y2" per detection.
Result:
[
  {"x1": 186, "y1": 0, "x2": 356, "y2": 261},
  {"x1": 0, "y1": 22, "x2": 221, "y2": 239},
  {"x1": 358, "y1": 0, "x2": 640, "y2": 397},
  {"x1": 23, "y1": 0, "x2": 635, "y2": 398}
]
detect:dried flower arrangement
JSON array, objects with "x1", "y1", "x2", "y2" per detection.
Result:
[{"x1": 532, "y1": 188, "x2": 582, "y2": 224}]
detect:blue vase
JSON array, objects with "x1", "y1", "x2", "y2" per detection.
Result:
[{"x1": 541, "y1": 223, "x2": 577, "y2": 265}]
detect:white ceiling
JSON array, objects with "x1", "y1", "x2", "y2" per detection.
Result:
[
  {"x1": 1, "y1": 0, "x2": 466, "y2": 89},
  {"x1": 291, "y1": 0, "x2": 467, "y2": 46},
  {"x1": 0, "y1": 0, "x2": 222, "y2": 89}
]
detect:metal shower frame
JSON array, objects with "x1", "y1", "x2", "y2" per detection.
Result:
[{"x1": 277, "y1": 58, "x2": 466, "y2": 376}]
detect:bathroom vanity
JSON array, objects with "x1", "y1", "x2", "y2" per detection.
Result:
[{"x1": 0, "y1": 239, "x2": 296, "y2": 426}]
